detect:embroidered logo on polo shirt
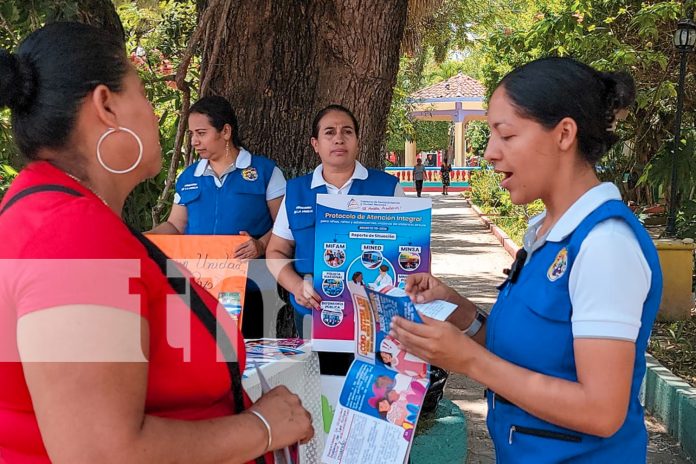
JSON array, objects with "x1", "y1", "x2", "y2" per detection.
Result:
[
  {"x1": 547, "y1": 247, "x2": 568, "y2": 282},
  {"x1": 241, "y1": 167, "x2": 258, "y2": 181}
]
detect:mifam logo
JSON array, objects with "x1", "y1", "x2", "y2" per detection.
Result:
[{"x1": 347, "y1": 199, "x2": 359, "y2": 210}]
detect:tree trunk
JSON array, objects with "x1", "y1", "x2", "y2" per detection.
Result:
[
  {"x1": 198, "y1": 0, "x2": 409, "y2": 177},
  {"x1": 54, "y1": 0, "x2": 125, "y2": 42}
]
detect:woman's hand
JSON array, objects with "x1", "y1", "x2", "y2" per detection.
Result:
[
  {"x1": 234, "y1": 231, "x2": 265, "y2": 259},
  {"x1": 249, "y1": 385, "x2": 314, "y2": 450},
  {"x1": 292, "y1": 275, "x2": 321, "y2": 310},
  {"x1": 404, "y1": 273, "x2": 460, "y2": 305},
  {"x1": 390, "y1": 314, "x2": 482, "y2": 374}
]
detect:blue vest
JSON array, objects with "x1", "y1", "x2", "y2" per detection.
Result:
[
  {"x1": 485, "y1": 200, "x2": 662, "y2": 463},
  {"x1": 176, "y1": 155, "x2": 277, "y2": 238},
  {"x1": 285, "y1": 169, "x2": 399, "y2": 313}
]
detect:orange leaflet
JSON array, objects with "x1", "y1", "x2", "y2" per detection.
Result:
[{"x1": 145, "y1": 234, "x2": 249, "y2": 325}]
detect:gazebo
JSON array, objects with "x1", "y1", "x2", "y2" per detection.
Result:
[{"x1": 405, "y1": 73, "x2": 487, "y2": 167}]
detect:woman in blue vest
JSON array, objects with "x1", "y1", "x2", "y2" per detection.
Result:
[
  {"x1": 151, "y1": 96, "x2": 286, "y2": 338},
  {"x1": 390, "y1": 58, "x2": 662, "y2": 463},
  {"x1": 266, "y1": 104, "x2": 403, "y2": 338}
]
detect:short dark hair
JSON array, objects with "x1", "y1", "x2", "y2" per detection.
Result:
[
  {"x1": 0, "y1": 22, "x2": 129, "y2": 159},
  {"x1": 311, "y1": 104, "x2": 360, "y2": 139},
  {"x1": 497, "y1": 57, "x2": 635, "y2": 165},
  {"x1": 189, "y1": 95, "x2": 243, "y2": 148},
  {"x1": 379, "y1": 264, "x2": 388, "y2": 272}
]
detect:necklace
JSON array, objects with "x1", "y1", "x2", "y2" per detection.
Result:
[{"x1": 63, "y1": 171, "x2": 110, "y2": 208}]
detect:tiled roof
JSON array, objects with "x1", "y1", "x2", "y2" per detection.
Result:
[{"x1": 410, "y1": 73, "x2": 485, "y2": 100}]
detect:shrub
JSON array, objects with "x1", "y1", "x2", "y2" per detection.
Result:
[{"x1": 469, "y1": 161, "x2": 544, "y2": 245}]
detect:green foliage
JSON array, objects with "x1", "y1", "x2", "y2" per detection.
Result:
[
  {"x1": 386, "y1": 56, "x2": 418, "y2": 153},
  {"x1": 465, "y1": 120, "x2": 490, "y2": 156},
  {"x1": 478, "y1": 0, "x2": 693, "y2": 161},
  {"x1": 638, "y1": 130, "x2": 696, "y2": 202},
  {"x1": 385, "y1": 53, "x2": 455, "y2": 154},
  {"x1": 0, "y1": 1, "x2": 82, "y2": 50},
  {"x1": 0, "y1": 1, "x2": 197, "y2": 228},
  {"x1": 117, "y1": 1, "x2": 198, "y2": 230},
  {"x1": 469, "y1": 161, "x2": 544, "y2": 245},
  {"x1": 0, "y1": 162, "x2": 18, "y2": 199},
  {"x1": 649, "y1": 319, "x2": 696, "y2": 387},
  {"x1": 0, "y1": 108, "x2": 21, "y2": 191},
  {"x1": 636, "y1": 130, "x2": 696, "y2": 238},
  {"x1": 0, "y1": 1, "x2": 90, "y2": 188},
  {"x1": 386, "y1": 0, "x2": 529, "y2": 163},
  {"x1": 473, "y1": 0, "x2": 696, "y2": 237},
  {"x1": 676, "y1": 199, "x2": 696, "y2": 239},
  {"x1": 469, "y1": 164, "x2": 506, "y2": 212}
]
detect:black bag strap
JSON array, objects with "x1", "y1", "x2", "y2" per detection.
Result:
[
  {"x1": 0, "y1": 184, "x2": 83, "y2": 216},
  {"x1": 2, "y1": 184, "x2": 267, "y2": 464}
]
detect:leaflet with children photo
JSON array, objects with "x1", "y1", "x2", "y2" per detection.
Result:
[{"x1": 321, "y1": 283, "x2": 456, "y2": 464}]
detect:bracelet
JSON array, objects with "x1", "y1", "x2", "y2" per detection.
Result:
[
  {"x1": 249, "y1": 410, "x2": 273, "y2": 452},
  {"x1": 462, "y1": 309, "x2": 487, "y2": 337}
]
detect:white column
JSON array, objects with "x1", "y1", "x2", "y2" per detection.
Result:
[
  {"x1": 454, "y1": 121, "x2": 465, "y2": 166},
  {"x1": 405, "y1": 139, "x2": 417, "y2": 167}
]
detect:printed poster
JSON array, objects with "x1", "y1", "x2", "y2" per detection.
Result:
[{"x1": 312, "y1": 194, "x2": 432, "y2": 352}]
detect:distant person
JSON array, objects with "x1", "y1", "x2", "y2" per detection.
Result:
[
  {"x1": 440, "y1": 159, "x2": 452, "y2": 195},
  {"x1": 413, "y1": 158, "x2": 425, "y2": 197},
  {"x1": 424, "y1": 153, "x2": 435, "y2": 167}
]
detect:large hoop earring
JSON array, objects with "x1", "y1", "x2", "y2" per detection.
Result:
[{"x1": 96, "y1": 127, "x2": 143, "y2": 174}]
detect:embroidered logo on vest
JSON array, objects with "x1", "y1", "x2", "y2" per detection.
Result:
[
  {"x1": 294, "y1": 205, "x2": 313, "y2": 214},
  {"x1": 547, "y1": 247, "x2": 568, "y2": 282},
  {"x1": 241, "y1": 167, "x2": 258, "y2": 181},
  {"x1": 181, "y1": 183, "x2": 199, "y2": 191}
]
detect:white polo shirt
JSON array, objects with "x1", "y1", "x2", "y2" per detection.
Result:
[
  {"x1": 524, "y1": 183, "x2": 651, "y2": 342},
  {"x1": 272, "y1": 161, "x2": 405, "y2": 241}
]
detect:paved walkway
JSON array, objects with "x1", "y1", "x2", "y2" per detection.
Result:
[{"x1": 415, "y1": 191, "x2": 692, "y2": 464}]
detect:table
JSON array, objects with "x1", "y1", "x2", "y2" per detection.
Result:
[{"x1": 243, "y1": 340, "x2": 325, "y2": 463}]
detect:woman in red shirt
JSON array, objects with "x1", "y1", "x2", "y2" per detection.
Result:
[{"x1": 0, "y1": 22, "x2": 312, "y2": 463}]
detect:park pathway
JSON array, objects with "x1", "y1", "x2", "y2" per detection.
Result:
[{"x1": 415, "y1": 191, "x2": 692, "y2": 464}]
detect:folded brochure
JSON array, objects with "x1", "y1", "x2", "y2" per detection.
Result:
[{"x1": 321, "y1": 283, "x2": 455, "y2": 463}]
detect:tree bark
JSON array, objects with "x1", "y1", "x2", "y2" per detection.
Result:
[
  {"x1": 54, "y1": 0, "x2": 125, "y2": 42},
  {"x1": 198, "y1": 0, "x2": 409, "y2": 177}
]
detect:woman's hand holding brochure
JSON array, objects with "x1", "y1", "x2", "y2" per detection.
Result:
[
  {"x1": 390, "y1": 314, "x2": 474, "y2": 373},
  {"x1": 403, "y1": 273, "x2": 465, "y2": 307},
  {"x1": 391, "y1": 272, "x2": 488, "y2": 373}
]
